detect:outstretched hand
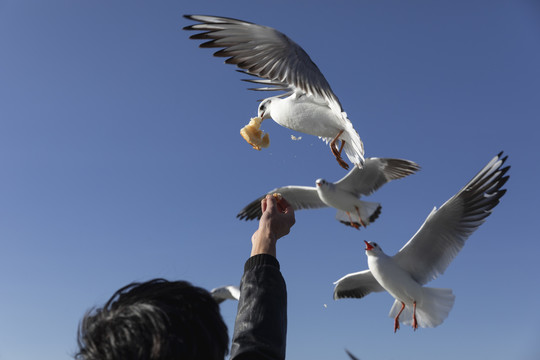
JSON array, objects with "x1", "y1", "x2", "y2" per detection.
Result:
[{"x1": 251, "y1": 194, "x2": 295, "y2": 257}]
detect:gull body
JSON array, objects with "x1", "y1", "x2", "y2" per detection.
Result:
[
  {"x1": 367, "y1": 243, "x2": 424, "y2": 306},
  {"x1": 364, "y1": 241, "x2": 455, "y2": 331},
  {"x1": 315, "y1": 179, "x2": 381, "y2": 228},
  {"x1": 333, "y1": 152, "x2": 510, "y2": 331},
  {"x1": 259, "y1": 94, "x2": 350, "y2": 139},
  {"x1": 184, "y1": 15, "x2": 365, "y2": 169},
  {"x1": 238, "y1": 158, "x2": 419, "y2": 228}
]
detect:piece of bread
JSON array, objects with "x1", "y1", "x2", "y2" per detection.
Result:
[{"x1": 240, "y1": 117, "x2": 270, "y2": 150}]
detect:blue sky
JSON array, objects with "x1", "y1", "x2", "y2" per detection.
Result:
[{"x1": 1, "y1": 1, "x2": 539, "y2": 359}]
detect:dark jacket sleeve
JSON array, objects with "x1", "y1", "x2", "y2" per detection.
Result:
[{"x1": 230, "y1": 254, "x2": 287, "y2": 360}]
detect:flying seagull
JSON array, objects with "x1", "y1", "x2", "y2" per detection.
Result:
[
  {"x1": 184, "y1": 15, "x2": 365, "y2": 170},
  {"x1": 237, "y1": 158, "x2": 419, "y2": 229},
  {"x1": 210, "y1": 285, "x2": 240, "y2": 304},
  {"x1": 333, "y1": 152, "x2": 509, "y2": 331}
]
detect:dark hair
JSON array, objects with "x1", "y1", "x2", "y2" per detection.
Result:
[{"x1": 75, "y1": 278, "x2": 229, "y2": 360}]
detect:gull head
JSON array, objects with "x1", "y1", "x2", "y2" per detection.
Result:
[
  {"x1": 257, "y1": 99, "x2": 272, "y2": 120},
  {"x1": 364, "y1": 240, "x2": 383, "y2": 256},
  {"x1": 315, "y1": 178, "x2": 333, "y2": 192}
]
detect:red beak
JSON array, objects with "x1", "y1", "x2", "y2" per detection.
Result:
[{"x1": 364, "y1": 240, "x2": 374, "y2": 251}]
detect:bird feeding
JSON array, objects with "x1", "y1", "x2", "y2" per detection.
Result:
[
  {"x1": 237, "y1": 158, "x2": 420, "y2": 229},
  {"x1": 240, "y1": 117, "x2": 269, "y2": 151},
  {"x1": 184, "y1": 15, "x2": 365, "y2": 169}
]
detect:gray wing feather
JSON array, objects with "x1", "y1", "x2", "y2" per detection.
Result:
[
  {"x1": 211, "y1": 285, "x2": 240, "y2": 304},
  {"x1": 333, "y1": 269, "x2": 385, "y2": 300},
  {"x1": 184, "y1": 15, "x2": 342, "y2": 109},
  {"x1": 237, "y1": 186, "x2": 325, "y2": 221},
  {"x1": 393, "y1": 152, "x2": 509, "y2": 285},
  {"x1": 335, "y1": 157, "x2": 420, "y2": 196}
]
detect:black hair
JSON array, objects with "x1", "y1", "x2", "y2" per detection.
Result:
[{"x1": 75, "y1": 278, "x2": 229, "y2": 360}]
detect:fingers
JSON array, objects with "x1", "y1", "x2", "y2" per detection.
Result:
[
  {"x1": 260, "y1": 196, "x2": 267, "y2": 213},
  {"x1": 261, "y1": 194, "x2": 292, "y2": 214},
  {"x1": 261, "y1": 194, "x2": 294, "y2": 222},
  {"x1": 255, "y1": 194, "x2": 295, "y2": 245},
  {"x1": 277, "y1": 196, "x2": 293, "y2": 214},
  {"x1": 261, "y1": 194, "x2": 277, "y2": 214}
]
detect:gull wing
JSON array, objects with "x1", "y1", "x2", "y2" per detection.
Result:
[
  {"x1": 333, "y1": 269, "x2": 385, "y2": 300},
  {"x1": 335, "y1": 157, "x2": 420, "y2": 197},
  {"x1": 345, "y1": 350, "x2": 361, "y2": 360},
  {"x1": 393, "y1": 152, "x2": 509, "y2": 285},
  {"x1": 237, "y1": 186, "x2": 325, "y2": 221},
  {"x1": 211, "y1": 285, "x2": 240, "y2": 304},
  {"x1": 184, "y1": 15, "x2": 343, "y2": 111}
]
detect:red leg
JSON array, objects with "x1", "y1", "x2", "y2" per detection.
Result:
[
  {"x1": 412, "y1": 301, "x2": 418, "y2": 331},
  {"x1": 394, "y1": 302, "x2": 405, "y2": 333},
  {"x1": 338, "y1": 138, "x2": 346, "y2": 155},
  {"x1": 345, "y1": 212, "x2": 360, "y2": 229},
  {"x1": 354, "y1": 206, "x2": 366, "y2": 228},
  {"x1": 330, "y1": 130, "x2": 349, "y2": 170}
]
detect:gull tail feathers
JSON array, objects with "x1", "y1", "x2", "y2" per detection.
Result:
[
  {"x1": 342, "y1": 127, "x2": 365, "y2": 168},
  {"x1": 335, "y1": 201, "x2": 381, "y2": 228},
  {"x1": 320, "y1": 122, "x2": 365, "y2": 168},
  {"x1": 388, "y1": 287, "x2": 455, "y2": 328}
]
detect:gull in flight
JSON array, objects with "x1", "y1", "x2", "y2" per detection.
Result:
[
  {"x1": 210, "y1": 285, "x2": 240, "y2": 304},
  {"x1": 237, "y1": 158, "x2": 419, "y2": 229},
  {"x1": 184, "y1": 15, "x2": 365, "y2": 170},
  {"x1": 333, "y1": 152, "x2": 509, "y2": 331}
]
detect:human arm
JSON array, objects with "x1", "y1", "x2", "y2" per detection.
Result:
[{"x1": 230, "y1": 195, "x2": 295, "y2": 360}]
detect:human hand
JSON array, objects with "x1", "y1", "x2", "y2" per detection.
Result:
[{"x1": 251, "y1": 194, "x2": 295, "y2": 257}]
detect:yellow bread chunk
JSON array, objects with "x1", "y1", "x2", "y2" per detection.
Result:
[
  {"x1": 240, "y1": 117, "x2": 270, "y2": 150},
  {"x1": 272, "y1": 193, "x2": 282, "y2": 201}
]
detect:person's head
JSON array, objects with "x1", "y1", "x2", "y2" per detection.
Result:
[{"x1": 75, "y1": 278, "x2": 228, "y2": 360}]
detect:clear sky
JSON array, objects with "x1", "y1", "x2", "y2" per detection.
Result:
[{"x1": 1, "y1": 1, "x2": 539, "y2": 359}]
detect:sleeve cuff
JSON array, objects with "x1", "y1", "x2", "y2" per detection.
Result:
[{"x1": 244, "y1": 254, "x2": 280, "y2": 272}]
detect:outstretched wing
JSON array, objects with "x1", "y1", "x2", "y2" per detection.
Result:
[
  {"x1": 393, "y1": 152, "x2": 509, "y2": 285},
  {"x1": 335, "y1": 157, "x2": 420, "y2": 197},
  {"x1": 184, "y1": 15, "x2": 342, "y2": 111},
  {"x1": 345, "y1": 349, "x2": 361, "y2": 360},
  {"x1": 211, "y1": 285, "x2": 240, "y2": 304},
  {"x1": 333, "y1": 269, "x2": 385, "y2": 300},
  {"x1": 237, "y1": 186, "x2": 326, "y2": 221}
]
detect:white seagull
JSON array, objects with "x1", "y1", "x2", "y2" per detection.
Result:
[
  {"x1": 237, "y1": 158, "x2": 419, "y2": 229},
  {"x1": 184, "y1": 15, "x2": 365, "y2": 170},
  {"x1": 333, "y1": 152, "x2": 509, "y2": 331},
  {"x1": 210, "y1": 285, "x2": 240, "y2": 304}
]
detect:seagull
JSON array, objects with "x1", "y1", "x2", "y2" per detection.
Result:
[
  {"x1": 210, "y1": 285, "x2": 240, "y2": 304},
  {"x1": 333, "y1": 152, "x2": 509, "y2": 331},
  {"x1": 184, "y1": 15, "x2": 365, "y2": 170},
  {"x1": 237, "y1": 158, "x2": 419, "y2": 229}
]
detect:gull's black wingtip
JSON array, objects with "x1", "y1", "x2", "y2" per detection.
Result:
[
  {"x1": 345, "y1": 349, "x2": 361, "y2": 360},
  {"x1": 183, "y1": 15, "x2": 196, "y2": 31}
]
